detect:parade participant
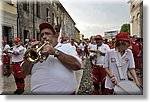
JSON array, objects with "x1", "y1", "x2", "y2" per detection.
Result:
[
  {"x1": 89, "y1": 35, "x2": 110, "y2": 94},
  {"x1": 2, "y1": 40, "x2": 11, "y2": 77},
  {"x1": 70, "y1": 38, "x2": 77, "y2": 50},
  {"x1": 76, "y1": 40, "x2": 82, "y2": 58},
  {"x1": 10, "y1": 38, "x2": 25, "y2": 94},
  {"x1": 0, "y1": 47, "x2": 3, "y2": 94},
  {"x1": 61, "y1": 35, "x2": 67, "y2": 44},
  {"x1": 131, "y1": 38, "x2": 142, "y2": 78},
  {"x1": 103, "y1": 32, "x2": 141, "y2": 95},
  {"x1": 84, "y1": 42, "x2": 89, "y2": 58},
  {"x1": 89, "y1": 37, "x2": 97, "y2": 65},
  {"x1": 80, "y1": 41, "x2": 86, "y2": 60},
  {"x1": 22, "y1": 22, "x2": 81, "y2": 95}
]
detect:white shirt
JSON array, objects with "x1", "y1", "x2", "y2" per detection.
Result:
[
  {"x1": 11, "y1": 45, "x2": 25, "y2": 62},
  {"x1": 79, "y1": 43, "x2": 85, "y2": 51},
  {"x1": 31, "y1": 43, "x2": 82, "y2": 94},
  {"x1": 103, "y1": 49, "x2": 135, "y2": 89},
  {"x1": 89, "y1": 43, "x2": 95, "y2": 50},
  {"x1": 3, "y1": 44, "x2": 10, "y2": 55},
  {"x1": 90, "y1": 43, "x2": 110, "y2": 66}
]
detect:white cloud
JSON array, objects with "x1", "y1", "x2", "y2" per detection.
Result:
[{"x1": 60, "y1": 0, "x2": 130, "y2": 38}]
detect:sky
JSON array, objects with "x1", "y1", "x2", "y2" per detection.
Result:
[{"x1": 59, "y1": 0, "x2": 130, "y2": 38}]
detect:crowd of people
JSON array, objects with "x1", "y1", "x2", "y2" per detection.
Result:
[{"x1": 1, "y1": 22, "x2": 143, "y2": 95}]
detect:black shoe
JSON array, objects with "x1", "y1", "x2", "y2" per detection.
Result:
[
  {"x1": 14, "y1": 89, "x2": 24, "y2": 95},
  {"x1": 14, "y1": 89, "x2": 20, "y2": 94},
  {"x1": 17, "y1": 89, "x2": 24, "y2": 95}
]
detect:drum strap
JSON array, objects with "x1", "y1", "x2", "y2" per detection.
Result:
[{"x1": 114, "y1": 50, "x2": 125, "y2": 80}]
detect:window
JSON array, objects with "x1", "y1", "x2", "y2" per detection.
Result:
[
  {"x1": 52, "y1": 0, "x2": 55, "y2": 6},
  {"x1": 46, "y1": 8, "x2": 49, "y2": 22},
  {"x1": 23, "y1": 2, "x2": 29, "y2": 12},
  {"x1": 36, "y1": 2, "x2": 40, "y2": 18},
  {"x1": 57, "y1": 17, "x2": 59, "y2": 25},
  {"x1": 52, "y1": 13, "x2": 55, "y2": 25}
]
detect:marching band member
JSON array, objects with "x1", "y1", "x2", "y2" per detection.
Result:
[
  {"x1": 90, "y1": 35, "x2": 110, "y2": 94},
  {"x1": 22, "y1": 22, "x2": 81, "y2": 95},
  {"x1": 0, "y1": 47, "x2": 3, "y2": 94},
  {"x1": 103, "y1": 32, "x2": 142, "y2": 95},
  {"x1": 2, "y1": 40, "x2": 11, "y2": 77},
  {"x1": 10, "y1": 38, "x2": 25, "y2": 94}
]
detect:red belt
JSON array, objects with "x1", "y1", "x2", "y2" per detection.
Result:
[{"x1": 12, "y1": 61, "x2": 23, "y2": 64}]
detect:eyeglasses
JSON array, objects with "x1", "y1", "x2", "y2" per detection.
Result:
[
  {"x1": 95, "y1": 38, "x2": 103, "y2": 40},
  {"x1": 40, "y1": 32, "x2": 53, "y2": 37},
  {"x1": 116, "y1": 41, "x2": 130, "y2": 46}
]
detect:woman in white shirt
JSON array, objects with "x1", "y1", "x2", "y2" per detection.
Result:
[{"x1": 103, "y1": 32, "x2": 142, "y2": 95}]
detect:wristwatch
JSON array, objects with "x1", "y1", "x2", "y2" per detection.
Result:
[{"x1": 54, "y1": 49, "x2": 60, "y2": 57}]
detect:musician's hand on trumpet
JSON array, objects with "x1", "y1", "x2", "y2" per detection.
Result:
[
  {"x1": 41, "y1": 42, "x2": 55, "y2": 55},
  {"x1": 24, "y1": 40, "x2": 53, "y2": 63},
  {"x1": 89, "y1": 50, "x2": 99, "y2": 53},
  {"x1": 30, "y1": 41, "x2": 40, "y2": 48},
  {"x1": 89, "y1": 50, "x2": 105, "y2": 56},
  {"x1": 3, "y1": 49, "x2": 8, "y2": 54}
]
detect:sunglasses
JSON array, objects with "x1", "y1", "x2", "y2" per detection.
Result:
[
  {"x1": 95, "y1": 38, "x2": 103, "y2": 40},
  {"x1": 116, "y1": 41, "x2": 130, "y2": 46}
]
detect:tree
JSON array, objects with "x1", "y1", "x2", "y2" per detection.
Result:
[{"x1": 120, "y1": 24, "x2": 130, "y2": 35}]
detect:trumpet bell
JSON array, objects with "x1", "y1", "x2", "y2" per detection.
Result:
[
  {"x1": 25, "y1": 40, "x2": 50, "y2": 63},
  {"x1": 26, "y1": 49, "x2": 40, "y2": 63}
]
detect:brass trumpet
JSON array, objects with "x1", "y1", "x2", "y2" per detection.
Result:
[{"x1": 25, "y1": 40, "x2": 50, "y2": 63}]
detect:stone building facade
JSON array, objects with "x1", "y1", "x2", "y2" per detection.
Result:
[
  {"x1": 0, "y1": 0, "x2": 17, "y2": 45},
  {"x1": 17, "y1": 0, "x2": 78, "y2": 42},
  {"x1": 129, "y1": 0, "x2": 143, "y2": 38},
  {"x1": 1, "y1": 0, "x2": 80, "y2": 44}
]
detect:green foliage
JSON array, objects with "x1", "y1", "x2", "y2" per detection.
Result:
[{"x1": 120, "y1": 24, "x2": 130, "y2": 35}]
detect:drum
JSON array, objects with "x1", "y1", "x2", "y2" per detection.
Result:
[{"x1": 114, "y1": 81, "x2": 142, "y2": 95}]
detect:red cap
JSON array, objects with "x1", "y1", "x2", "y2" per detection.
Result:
[
  {"x1": 3, "y1": 40, "x2": 7, "y2": 43},
  {"x1": 14, "y1": 38, "x2": 20, "y2": 43},
  {"x1": 39, "y1": 22, "x2": 56, "y2": 34},
  {"x1": 115, "y1": 32, "x2": 131, "y2": 41},
  {"x1": 95, "y1": 35, "x2": 102, "y2": 40}
]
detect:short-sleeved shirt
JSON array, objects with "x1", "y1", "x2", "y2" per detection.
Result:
[
  {"x1": 90, "y1": 43, "x2": 110, "y2": 66},
  {"x1": 3, "y1": 44, "x2": 10, "y2": 55},
  {"x1": 31, "y1": 43, "x2": 82, "y2": 94},
  {"x1": 103, "y1": 49, "x2": 135, "y2": 89},
  {"x1": 11, "y1": 45, "x2": 25, "y2": 62}
]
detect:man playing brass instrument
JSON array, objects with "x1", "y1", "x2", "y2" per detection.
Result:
[
  {"x1": 89, "y1": 35, "x2": 110, "y2": 94},
  {"x1": 22, "y1": 22, "x2": 81, "y2": 95}
]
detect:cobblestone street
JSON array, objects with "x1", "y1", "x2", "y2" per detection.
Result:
[
  {"x1": 2, "y1": 58, "x2": 93, "y2": 95},
  {"x1": 77, "y1": 59, "x2": 93, "y2": 95}
]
